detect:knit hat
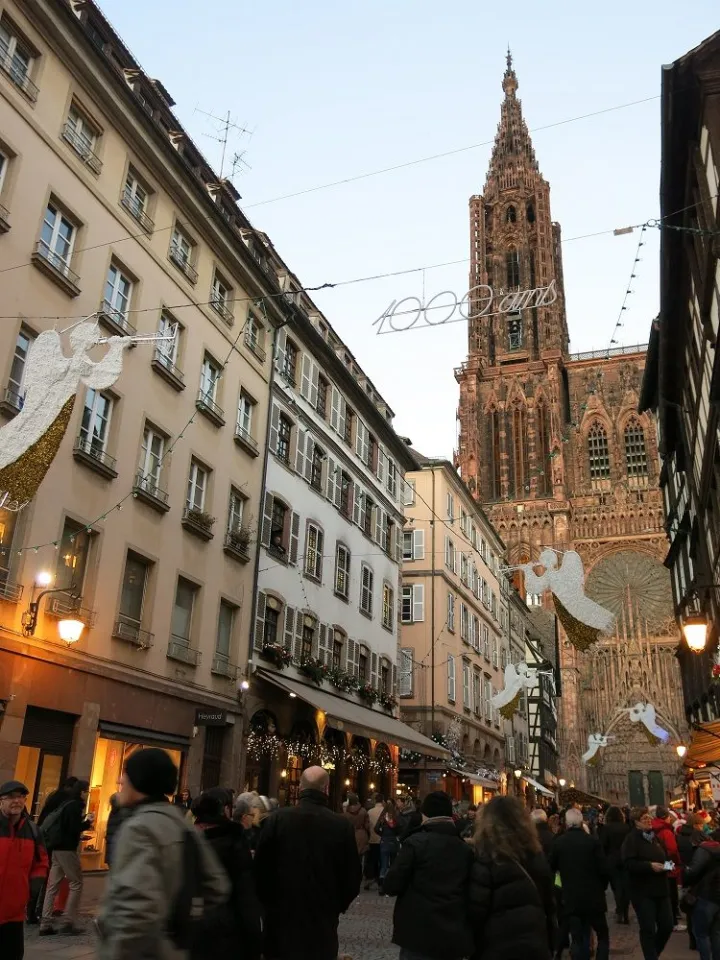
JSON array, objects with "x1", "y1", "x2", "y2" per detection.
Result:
[
  {"x1": 125, "y1": 748, "x2": 178, "y2": 797},
  {"x1": 421, "y1": 791, "x2": 453, "y2": 819},
  {"x1": 656, "y1": 805, "x2": 670, "y2": 821},
  {"x1": 0, "y1": 780, "x2": 29, "y2": 798}
]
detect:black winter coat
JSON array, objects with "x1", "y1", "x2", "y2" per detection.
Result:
[
  {"x1": 600, "y1": 821, "x2": 630, "y2": 870},
  {"x1": 191, "y1": 817, "x2": 262, "y2": 960},
  {"x1": 677, "y1": 824, "x2": 705, "y2": 870},
  {"x1": 469, "y1": 849, "x2": 555, "y2": 960},
  {"x1": 50, "y1": 798, "x2": 91, "y2": 852},
  {"x1": 535, "y1": 822, "x2": 555, "y2": 864},
  {"x1": 383, "y1": 818, "x2": 474, "y2": 960},
  {"x1": 550, "y1": 827, "x2": 609, "y2": 915},
  {"x1": 37, "y1": 788, "x2": 71, "y2": 827},
  {"x1": 684, "y1": 840, "x2": 720, "y2": 904},
  {"x1": 621, "y1": 827, "x2": 670, "y2": 900},
  {"x1": 254, "y1": 789, "x2": 361, "y2": 960}
]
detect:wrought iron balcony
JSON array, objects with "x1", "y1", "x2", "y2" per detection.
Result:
[
  {"x1": 112, "y1": 616, "x2": 154, "y2": 649},
  {"x1": 45, "y1": 595, "x2": 96, "y2": 627},
  {"x1": 211, "y1": 655, "x2": 238, "y2": 679},
  {"x1": 196, "y1": 390, "x2": 225, "y2": 427},
  {"x1": 233, "y1": 424, "x2": 259, "y2": 457},
  {"x1": 167, "y1": 637, "x2": 201, "y2": 665},
  {"x1": 0, "y1": 386, "x2": 23, "y2": 417},
  {"x1": 98, "y1": 299, "x2": 137, "y2": 337},
  {"x1": 32, "y1": 240, "x2": 81, "y2": 296},
  {"x1": 61, "y1": 123, "x2": 102, "y2": 174},
  {"x1": 0, "y1": 578, "x2": 23, "y2": 603},
  {"x1": 151, "y1": 349, "x2": 185, "y2": 391},
  {"x1": 73, "y1": 437, "x2": 118, "y2": 479},
  {"x1": 120, "y1": 189, "x2": 154, "y2": 234},
  {"x1": 244, "y1": 329, "x2": 266, "y2": 362},
  {"x1": 133, "y1": 472, "x2": 170, "y2": 513},
  {"x1": 210, "y1": 297, "x2": 233, "y2": 324},
  {"x1": 168, "y1": 243, "x2": 198, "y2": 284},
  {"x1": 0, "y1": 53, "x2": 38, "y2": 101},
  {"x1": 182, "y1": 507, "x2": 215, "y2": 541},
  {"x1": 223, "y1": 531, "x2": 250, "y2": 563},
  {"x1": 0, "y1": 200, "x2": 9, "y2": 233}
]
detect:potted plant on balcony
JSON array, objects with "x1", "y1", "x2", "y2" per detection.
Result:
[
  {"x1": 328, "y1": 667, "x2": 358, "y2": 693},
  {"x1": 299, "y1": 657, "x2": 329, "y2": 686},
  {"x1": 227, "y1": 523, "x2": 253, "y2": 554},
  {"x1": 379, "y1": 691, "x2": 398, "y2": 712},
  {"x1": 186, "y1": 509, "x2": 215, "y2": 531},
  {"x1": 260, "y1": 643, "x2": 292, "y2": 669},
  {"x1": 356, "y1": 682, "x2": 378, "y2": 705}
]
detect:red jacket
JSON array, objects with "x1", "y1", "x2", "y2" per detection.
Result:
[
  {"x1": 652, "y1": 817, "x2": 681, "y2": 880},
  {"x1": 0, "y1": 810, "x2": 49, "y2": 923}
]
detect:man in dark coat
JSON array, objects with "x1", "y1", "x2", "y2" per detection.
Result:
[
  {"x1": 384, "y1": 791, "x2": 474, "y2": 960},
  {"x1": 621, "y1": 807, "x2": 673, "y2": 960},
  {"x1": 531, "y1": 809, "x2": 556, "y2": 863},
  {"x1": 255, "y1": 766, "x2": 361, "y2": 960},
  {"x1": 551, "y1": 808, "x2": 610, "y2": 960},
  {"x1": 39, "y1": 779, "x2": 92, "y2": 935}
]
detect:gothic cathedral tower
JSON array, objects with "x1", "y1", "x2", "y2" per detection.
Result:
[{"x1": 456, "y1": 56, "x2": 686, "y2": 801}]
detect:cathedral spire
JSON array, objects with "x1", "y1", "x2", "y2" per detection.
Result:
[{"x1": 486, "y1": 53, "x2": 539, "y2": 191}]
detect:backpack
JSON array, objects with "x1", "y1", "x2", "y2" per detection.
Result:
[
  {"x1": 39, "y1": 800, "x2": 72, "y2": 851},
  {"x1": 167, "y1": 827, "x2": 204, "y2": 950}
]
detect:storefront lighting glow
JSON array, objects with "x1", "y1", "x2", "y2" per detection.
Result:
[{"x1": 58, "y1": 618, "x2": 84, "y2": 644}]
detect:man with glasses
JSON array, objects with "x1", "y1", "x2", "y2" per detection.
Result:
[
  {"x1": 622, "y1": 807, "x2": 674, "y2": 960},
  {"x1": 0, "y1": 780, "x2": 49, "y2": 959}
]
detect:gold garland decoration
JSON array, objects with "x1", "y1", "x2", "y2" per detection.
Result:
[
  {"x1": 0, "y1": 395, "x2": 76, "y2": 504},
  {"x1": 499, "y1": 691, "x2": 521, "y2": 720},
  {"x1": 552, "y1": 594, "x2": 603, "y2": 652}
]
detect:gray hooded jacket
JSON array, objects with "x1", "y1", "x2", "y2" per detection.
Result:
[{"x1": 98, "y1": 801, "x2": 230, "y2": 960}]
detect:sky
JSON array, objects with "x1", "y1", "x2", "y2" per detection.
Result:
[{"x1": 99, "y1": 1, "x2": 718, "y2": 458}]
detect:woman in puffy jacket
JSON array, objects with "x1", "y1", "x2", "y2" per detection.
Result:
[{"x1": 468, "y1": 796, "x2": 556, "y2": 960}]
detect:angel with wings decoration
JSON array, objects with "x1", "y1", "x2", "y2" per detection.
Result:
[
  {"x1": 508, "y1": 549, "x2": 615, "y2": 651},
  {"x1": 0, "y1": 321, "x2": 168, "y2": 508},
  {"x1": 491, "y1": 661, "x2": 538, "y2": 720},
  {"x1": 627, "y1": 702, "x2": 670, "y2": 745},
  {"x1": 582, "y1": 733, "x2": 614, "y2": 766}
]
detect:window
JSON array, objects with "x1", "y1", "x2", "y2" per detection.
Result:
[
  {"x1": 79, "y1": 388, "x2": 112, "y2": 454},
  {"x1": 445, "y1": 537, "x2": 455, "y2": 571},
  {"x1": 119, "y1": 552, "x2": 149, "y2": 626},
  {"x1": 473, "y1": 670, "x2": 481, "y2": 715},
  {"x1": 360, "y1": 565, "x2": 374, "y2": 616},
  {"x1": 625, "y1": 421, "x2": 648, "y2": 478},
  {"x1": 386, "y1": 459, "x2": 397, "y2": 498},
  {"x1": 446, "y1": 493, "x2": 455, "y2": 521},
  {"x1": 403, "y1": 531, "x2": 414, "y2": 560},
  {"x1": 382, "y1": 583, "x2": 394, "y2": 630},
  {"x1": 0, "y1": 149, "x2": 7, "y2": 198},
  {"x1": 139, "y1": 424, "x2": 165, "y2": 487},
  {"x1": 304, "y1": 523, "x2": 323, "y2": 580},
  {"x1": 460, "y1": 554, "x2": 468, "y2": 585},
  {"x1": 368, "y1": 434, "x2": 378, "y2": 471},
  {"x1": 277, "y1": 414, "x2": 292, "y2": 464},
  {"x1": 245, "y1": 312, "x2": 265, "y2": 360},
  {"x1": 270, "y1": 500, "x2": 287, "y2": 557},
  {"x1": 316, "y1": 374, "x2": 329, "y2": 418},
  {"x1": 339, "y1": 472, "x2": 351, "y2": 518},
  {"x1": 63, "y1": 105, "x2": 100, "y2": 170},
  {"x1": 104, "y1": 263, "x2": 132, "y2": 325},
  {"x1": 0, "y1": 20, "x2": 35, "y2": 98},
  {"x1": 227, "y1": 488, "x2": 245, "y2": 535},
  {"x1": 483, "y1": 624, "x2": 490, "y2": 659},
  {"x1": 527, "y1": 203, "x2": 536, "y2": 224},
  {"x1": 472, "y1": 615, "x2": 480, "y2": 651},
  {"x1": 381, "y1": 664, "x2": 390, "y2": 695},
  {"x1": 40, "y1": 202, "x2": 75, "y2": 274},
  {"x1": 506, "y1": 206, "x2": 516, "y2": 223},
  {"x1": 281, "y1": 338, "x2": 298, "y2": 385},
  {"x1": 506, "y1": 250, "x2": 520, "y2": 289},
  {"x1": 447, "y1": 656, "x2": 456, "y2": 702},
  {"x1": 310, "y1": 444, "x2": 323, "y2": 491},
  {"x1": 169, "y1": 225, "x2": 195, "y2": 279},
  {"x1": 264, "y1": 606, "x2": 279, "y2": 646},
  {"x1": 301, "y1": 623, "x2": 314, "y2": 661},
  {"x1": 492, "y1": 638, "x2": 499, "y2": 668},
  {"x1": 399, "y1": 648, "x2": 413, "y2": 697},
  {"x1": 55, "y1": 520, "x2": 90, "y2": 594},
  {"x1": 122, "y1": 168, "x2": 152, "y2": 231},
  {"x1": 403, "y1": 479, "x2": 416, "y2": 506},
  {"x1": 508, "y1": 313, "x2": 523, "y2": 350},
  {"x1": 536, "y1": 401, "x2": 551, "y2": 495},
  {"x1": 335, "y1": 543, "x2": 350, "y2": 598},
  {"x1": 358, "y1": 651, "x2": 368, "y2": 682},
  {"x1": 171, "y1": 577, "x2": 196, "y2": 644},
  {"x1": 186, "y1": 459, "x2": 208, "y2": 512},
  {"x1": 463, "y1": 660, "x2": 471, "y2": 709},
  {"x1": 200, "y1": 355, "x2": 221, "y2": 403},
  {"x1": 332, "y1": 634, "x2": 344, "y2": 670},
  {"x1": 236, "y1": 392, "x2": 254, "y2": 441},
  {"x1": 447, "y1": 592, "x2": 456, "y2": 631},
  {"x1": 588, "y1": 423, "x2": 611, "y2": 483},
  {"x1": 216, "y1": 601, "x2": 235, "y2": 660},
  {"x1": 401, "y1": 586, "x2": 413, "y2": 623},
  {"x1": 461, "y1": 602, "x2": 469, "y2": 642},
  {"x1": 210, "y1": 271, "x2": 233, "y2": 321},
  {"x1": 156, "y1": 312, "x2": 179, "y2": 368},
  {"x1": 362, "y1": 495, "x2": 374, "y2": 538},
  {"x1": 6, "y1": 329, "x2": 33, "y2": 405},
  {"x1": 344, "y1": 406, "x2": 355, "y2": 446}
]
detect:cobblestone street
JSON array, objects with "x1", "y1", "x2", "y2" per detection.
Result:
[{"x1": 22, "y1": 878, "x2": 698, "y2": 960}]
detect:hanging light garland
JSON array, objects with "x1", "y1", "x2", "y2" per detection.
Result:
[{"x1": 246, "y1": 731, "x2": 396, "y2": 773}]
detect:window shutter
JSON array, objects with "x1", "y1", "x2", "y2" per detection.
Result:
[
  {"x1": 283, "y1": 605, "x2": 296, "y2": 651},
  {"x1": 253, "y1": 591, "x2": 266, "y2": 651},
  {"x1": 412, "y1": 584, "x2": 424, "y2": 622},
  {"x1": 310, "y1": 361, "x2": 319, "y2": 408},
  {"x1": 293, "y1": 610, "x2": 304, "y2": 662},
  {"x1": 373, "y1": 506, "x2": 382, "y2": 545},
  {"x1": 269, "y1": 403, "x2": 280, "y2": 453},
  {"x1": 507, "y1": 735, "x2": 516, "y2": 764},
  {"x1": 346, "y1": 638, "x2": 358, "y2": 677},
  {"x1": 337, "y1": 394, "x2": 346, "y2": 439},
  {"x1": 444, "y1": 536, "x2": 450, "y2": 567},
  {"x1": 326, "y1": 457, "x2": 336, "y2": 502},
  {"x1": 395, "y1": 526, "x2": 403, "y2": 563},
  {"x1": 303, "y1": 435, "x2": 314, "y2": 483},
  {"x1": 377, "y1": 446, "x2": 387, "y2": 484},
  {"x1": 261, "y1": 492, "x2": 273, "y2": 547},
  {"x1": 447, "y1": 656, "x2": 456, "y2": 701},
  {"x1": 289, "y1": 511, "x2": 300, "y2": 564},
  {"x1": 311, "y1": 623, "x2": 320, "y2": 660},
  {"x1": 378, "y1": 508, "x2": 387, "y2": 550},
  {"x1": 352, "y1": 484, "x2": 362, "y2": 525},
  {"x1": 413, "y1": 529, "x2": 425, "y2": 560},
  {"x1": 355, "y1": 418, "x2": 364, "y2": 458},
  {"x1": 330, "y1": 386, "x2": 341, "y2": 432},
  {"x1": 274, "y1": 328, "x2": 287, "y2": 374},
  {"x1": 319, "y1": 624, "x2": 332, "y2": 665},
  {"x1": 463, "y1": 662, "x2": 470, "y2": 709},
  {"x1": 295, "y1": 429, "x2": 307, "y2": 476},
  {"x1": 300, "y1": 354, "x2": 312, "y2": 400},
  {"x1": 399, "y1": 648, "x2": 413, "y2": 697},
  {"x1": 391, "y1": 662, "x2": 397, "y2": 694},
  {"x1": 370, "y1": 652, "x2": 379, "y2": 689}
]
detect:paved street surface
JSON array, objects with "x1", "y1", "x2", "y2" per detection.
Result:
[{"x1": 24, "y1": 876, "x2": 697, "y2": 960}]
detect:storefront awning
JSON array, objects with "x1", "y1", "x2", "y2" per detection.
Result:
[
  {"x1": 98, "y1": 721, "x2": 191, "y2": 750},
  {"x1": 257, "y1": 669, "x2": 450, "y2": 759},
  {"x1": 449, "y1": 767, "x2": 500, "y2": 789},
  {"x1": 686, "y1": 721, "x2": 720, "y2": 767},
  {"x1": 522, "y1": 775, "x2": 555, "y2": 798}
]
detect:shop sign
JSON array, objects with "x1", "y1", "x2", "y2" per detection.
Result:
[
  {"x1": 426, "y1": 772, "x2": 441, "y2": 783},
  {"x1": 195, "y1": 708, "x2": 227, "y2": 727}
]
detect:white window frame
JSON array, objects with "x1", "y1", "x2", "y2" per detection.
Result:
[
  {"x1": 0, "y1": 21, "x2": 33, "y2": 87},
  {"x1": 186, "y1": 459, "x2": 207, "y2": 512},
  {"x1": 80, "y1": 388, "x2": 113, "y2": 453},
  {"x1": 382, "y1": 583, "x2": 394, "y2": 630},
  {"x1": 139, "y1": 424, "x2": 165, "y2": 486},
  {"x1": 211, "y1": 271, "x2": 232, "y2": 315},
  {"x1": 403, "y1": 530, "x2": 414, "y2": 561},
  {"x1": 200, "y1": 355, "x2": 220, "y2": 402},
  {"x1": 447, "y1": 592, "x2": 456, "y2": 632},
  {"x1": 304, "y1": 523, "x2": 323, "y2": 580},
  {"x1": 215, "y1": 601, "x2": 235, "y2": 660},
  {"x1": 40, "y1": 202, "x2": 76, "y2": 273},
  {"x1": 335, "y1": 543, "x2": 350, "y2": 599},
  {"x1": 104, "y1": 263, "x2": 132, "y2": 318},
  {"x1": 403, "y1": 479, "x2": 416, "y2": 506},
  {"x1": 401, "y1": 585, "x2": 413, "y2": 623},
  {"x1": 66, "y1": 105, "x2": 98, "y2": 158},
  {"x1": 399, "y1": 648, "x2": 413, "y2": 697},
  {"x1": 236, "y1": 392, "x2": 254, "y2": 439},
  {"x1": 460, "y1": 602, "x2": 469, "y2": 642},
  {"x1": 170, "y1": 225, "x2": 193, "y2": 266},
  {"x1": 446, "y1": 492, "x2": 455, "y2": 521},
  {"x1": 463, "y1": 660, "x2": 471, "y2": 709},
  {"x1": 123, "y1": 168, "x2": 149, "y2": 219},
  {"x1": 447, "y1": 655, "x2": 456, "y2": 702},
  {"x1": 227, "y1": 488, "x2": 245, "y2": 534},
  {"x1": 157, "y1": 313, "x2": 179, "y2": 365},
  {"x1": 360, "y1": 564, "x2": 374, "y2": 616},
  {"x1": 8, "y1": 329, "x2": 34, "y2": 400},
  {"x1": 0, "y1": 149, "x2": 8, "y2": 195}
]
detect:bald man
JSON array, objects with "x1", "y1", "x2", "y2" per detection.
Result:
[{"x1": 255, "y1": 766, "x2": 361, "y2": 960}]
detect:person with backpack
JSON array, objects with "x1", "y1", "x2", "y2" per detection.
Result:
[
  {"x1": 38, "y1": 778, "x2": 93, "y2": 935},
  {"x1": 97, "y1": 747, "x2": 229, "y2": 960},
  {"x1": 0, "y1": 780, "x2": 49, "y2": 959},
  {"x1": 683, "y1": 827, "x2": 720, "y2": 960}
]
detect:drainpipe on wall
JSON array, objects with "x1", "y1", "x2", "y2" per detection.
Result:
[{"x1": 430, "y1": 467, "x2": 436, "y2": 736}]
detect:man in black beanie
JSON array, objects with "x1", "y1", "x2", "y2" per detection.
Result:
[
  {"x1": 383, "y1": 791, "x2": 474, "y2": 960},
  {"x1": 97, "y1": 748, "x2": 229, "y2": 960}
]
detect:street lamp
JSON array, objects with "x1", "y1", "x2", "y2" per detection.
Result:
[
  {"x1": 559, "y1": 778, "x2": 567, "y2": 788},
  {"x1": 676, "y1": 744, "x2": 688, "y2": 759},
  {"x1": 21, "y1": 579, "x2": 79, "y2": 641},
  {"x1": 58, "y1": 619, "x2": 84, "y2": 645},
  {"x1": 513, "y1": 768, "x2": 522, "y2": 779},
  {"x1": 683, "y1": 613, "x2": 709, "y2": 653}
]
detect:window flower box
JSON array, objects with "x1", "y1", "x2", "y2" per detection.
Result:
[
  {"x1": 299, "y1": 658, "x2": 329, "y2": 686},
  {"x1": 260, "y1": 643, "x2": 292, "y2": 669}
]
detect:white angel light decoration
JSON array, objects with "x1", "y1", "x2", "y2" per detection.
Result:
[
  {"x1": 582, "y1": 733, "x2": 614, "y2": 766},
  {"x1": 491, "y1": 661, "x2": 538, "y2": 720},
  {"x1": 505, "y1": 549, "x2": 615, "y2": 652},
  {"x1": 0, "y1": 319, "x2": 174, "y2": 510},
  {"x1": 627, "y1": 702, "x2": 670, "y2": 745}
]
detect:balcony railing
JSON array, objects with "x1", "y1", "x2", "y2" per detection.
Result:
[
  {"x1": 167, "y1": 637, "x2": 201, "y2": 665},
  {"x1": 151, "y1": 348, "x2": 185, "y2": 391},
  {"x1": 568, "y1": 343, "x2": 648, "y2": 362},
  {"x1": 211, "y1": 655, "x2": 238, "y2": 678},
  {"x1": 233, "y1": 424, "x2": 259, "y2": 456},
  {"x1": 32, "y1": 240, "x2": 81, "y2": 296},
  {"x1": 112, "y1": 617, "x2": 154, "y2": 649},
  {"x1": 223, "y1": 531, "x2": 250, "y2": 563},
  {"x1": 0, "y1": 53, "x2": 39, "y2": 101},
  {"x1": 244, "y1": 329, "x2": 266, "y2": 362},
  {"x1": 0, "y1": 578, "x2": 23, "y2": 603},
  {"x1": 0, "y1": 200, "x2": 9, "y2": 233},
  {"x1": 196, "y1": 390, "x2": 225, "y2": 427},
  {"x1": 0, "y1": 386, "x2": 23, "y2": 417},
  {"x1": 61, "y1": 123, "x2": 103, "y2": 174},
  {"x1": 98, "y1": 299, "x2": 136, "y2": 337},
  {"x1": 168, "y1": 243, "x2": 198, "y2": 284},
  {"x1": 46, "y1": 595, "x2": 96, "y2": 627},
  {"x1": 73, "y1": 437, "x2": 118, "y2": 479},
  {"x1": 120, "y1": 189, "x2": 154, "y2": 234},
  {"x1": 133, "y1": 472, "x2": 170, "y2": 513},
  {"x1": 210, "y1": 297, "x2": 234, "y2": 324},
  {"x1": 182, "y1": 507, "x2": 215, "y2": 541}
]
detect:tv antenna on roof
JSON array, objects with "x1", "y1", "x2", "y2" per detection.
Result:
[{"x1": 194, "y1": 106, "x2": 253, "y2": 180}]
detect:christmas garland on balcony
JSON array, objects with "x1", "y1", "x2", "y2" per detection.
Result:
[{"x1": 246, "y1": 730, "x2": 396, "y2": 773}]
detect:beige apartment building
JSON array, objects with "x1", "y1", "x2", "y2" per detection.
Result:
[
  {"x1": 0, "y1": 0, "x2": 283, "y2": 866},
  {"x1": 398, "y1": 456, "x2": 510, "y2": 802}
]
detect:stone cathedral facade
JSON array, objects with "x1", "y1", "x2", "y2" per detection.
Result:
[{"x1": 455, "y1": 55, "x2": 687, "y2": 803}]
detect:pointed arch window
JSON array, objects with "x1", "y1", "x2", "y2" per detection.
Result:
[
  {"x1": 624, "y1": 420, "x2": 648, "y2": 480},
  {"x1": 506, "y1": 250, "x2": 520, "y2": 289},
  {"x1": 487, "y1": 409, "x2": 501, "y2": 500},
  {"x1": 526, "y1": 203, "x2": 535, "y2": 224},
  {"x1": 536, "y1": 401, "x2": 551, "y2": 495},
  {"x1": 506, "y1": 205, "x2": 516, "y2": 223},
  {"x1": 588, "y1": 423, "x2": 610, "y2": 485}
]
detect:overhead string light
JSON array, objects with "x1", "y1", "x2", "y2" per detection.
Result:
[{"x1": 606, "y1": 223, "x2": 647, "y2": 358}]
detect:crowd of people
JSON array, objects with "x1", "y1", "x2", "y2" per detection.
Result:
[{"x1": 4, "y1": 763, "x2": 720, "y2": 960}]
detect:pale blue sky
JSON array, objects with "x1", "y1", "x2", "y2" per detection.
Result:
[{"x1": 99, "y1": 1, "x2": 718, "y2": 457}]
